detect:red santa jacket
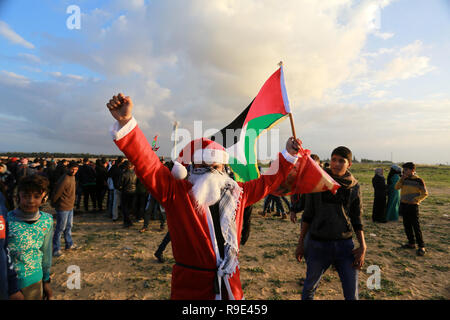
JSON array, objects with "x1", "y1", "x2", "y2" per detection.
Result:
[{"x1": 111, "y1": 118, "x2": 297, "y2": 300}]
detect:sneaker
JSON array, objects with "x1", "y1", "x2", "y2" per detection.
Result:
[
  {"x1": 53, "y1": 250, "x2": 63, "y2": 257},
  {"x1": 401, "y1": 243, "x2": 416, "y2": 249},
  {"x1": 417, "y1": 247, "x2": 426, "y2": 256},
  {"x1": 139, "y1": 227, "x2": 148, "y2": 233},
  {"x1": 281, "y1": 213, "x2": 287, "y2": 220},
  {"x1": 273, "y1": 212, "x2": 281, "y2": 217},
  {"x1": 66, "y1": 244, "x2": 79, "y2": 250},
  {"x1": 154, "y1": 251, "x2": 165, "y2": 263}
]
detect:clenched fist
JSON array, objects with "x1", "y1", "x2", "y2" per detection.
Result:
[
  {"x1": 286, "y1": 137, "x2": 302, "y2": 157},
  {"x1": 107, "y1": 93, "x2": 133, "y2": 127}
]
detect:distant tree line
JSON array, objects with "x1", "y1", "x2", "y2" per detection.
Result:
[{"x1": 360, "y1": 158, "x2": 393, "y2": 164}]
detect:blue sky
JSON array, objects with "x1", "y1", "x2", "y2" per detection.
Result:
[{"x1": 0, "y1": 0, "x2": 449, "y2": 164}]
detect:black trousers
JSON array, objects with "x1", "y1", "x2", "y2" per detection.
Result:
[
  {"x1": 82, "y1": 185, "x2": 97, "y2": 211},
  {"x1": 96, "y1": 186, "x2": 108, "y2": 211},
  {"x1": 121, "y1": 192, "x2": 136, "y2": 226},
  {"x1": 400, "y1": 203, "x2": 425, "y2": 248},
  {"x1": 134, "y1": 192, "x2": 147, "y2": 220}
]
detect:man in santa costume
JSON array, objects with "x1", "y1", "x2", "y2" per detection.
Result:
[{"x1": 106, "y1": 93, "x2": 301, "y2": 300}]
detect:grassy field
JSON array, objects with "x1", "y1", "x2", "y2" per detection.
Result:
[{"x1": 47, "y1": 163, "x2": 449, "y2": 300}]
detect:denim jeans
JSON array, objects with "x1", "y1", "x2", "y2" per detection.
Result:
[
  {"x1": 52, "y1": 209, "x2": 74, "y2": 253},
  {"x1": 302, "y1": 238, "x2": 358, "y2": 300}
]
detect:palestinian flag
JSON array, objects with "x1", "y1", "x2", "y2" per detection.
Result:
[
  {"x1": 151, "y1": 135, "x2": 160, "y2": 151},
  {"x1": 210, "y1": 66, "x2": 290, "y2": 182}
]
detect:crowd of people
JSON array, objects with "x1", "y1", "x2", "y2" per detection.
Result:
[{"x1": 0, "y1": 93, "x2": 430, "y2": 300}]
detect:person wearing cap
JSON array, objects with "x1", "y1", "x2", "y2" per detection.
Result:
[
  {"x1": 386, "y1": 165, "x2": 402, "y2": 222},
  {"x1": 106, "y1": 93, "x2": 301, "y2": 300},
  {"x1": 395, "y1": 162, "x2": 428, "y2": 256},
  {"x1": 51, "y1": 162, "x2": 79, "y2": 257}
]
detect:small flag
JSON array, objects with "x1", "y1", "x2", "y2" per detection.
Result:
[{"x1": 151, "y1": 135, "x2": 160, "y2": 151}]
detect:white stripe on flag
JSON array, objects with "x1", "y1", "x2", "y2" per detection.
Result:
[{"x1": 280, "y1": 66, "x2": 291, "y2": 114}]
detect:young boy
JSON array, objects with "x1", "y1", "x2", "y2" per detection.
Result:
[
  {"x1": 7, "y1": 174, "x2": 53, "y2": 300},
  {"x1": 395, "y1": 162, "x2": 428, "y2": 256},
  {"x1": 295, "y1": 146, "x2": 366, "y2": 300}
]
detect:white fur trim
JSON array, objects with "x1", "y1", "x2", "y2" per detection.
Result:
[
  {"x1": 193, "y1": 148, "x2": 229, "y2": 164},
  {"x1": 171, "y1": 161, "x2": 188, "y2": 180},
  {"x1": 281, "y1": 149, "x2": 298, "y2": 164},
  {"x1": 110, "y1": 117, "x2": 137, "y2": 141}
]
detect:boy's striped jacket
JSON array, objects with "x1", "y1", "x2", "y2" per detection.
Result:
[{"x1": 395, "y1": 174, "x2": 428, "y2": 205}]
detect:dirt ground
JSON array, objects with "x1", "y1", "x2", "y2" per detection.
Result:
[{"x1": 46, "y1": 164, "x2": 449, "y2": 300}]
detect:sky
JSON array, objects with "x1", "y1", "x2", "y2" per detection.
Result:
[{"x1": 0, "y1": 0, "x2": 449, "y2": 164}]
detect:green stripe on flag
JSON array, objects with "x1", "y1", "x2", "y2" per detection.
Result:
[{"x1": 229, "y1": 113, "x2": 287, "y2": 182}]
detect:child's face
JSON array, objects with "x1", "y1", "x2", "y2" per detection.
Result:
[
  {"x1": 330, "y1": 154, "x2": 351, "y2": 177},
  {"x1": 402, "y1": 168, "x2": 414, "y2": 177},
  {"x1": 18, "y1": 191, "x2": 46, "y2": 213}
]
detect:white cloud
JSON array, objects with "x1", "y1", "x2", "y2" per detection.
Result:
[
  {"x1": 17, "y1": 53, "x2": 41, "y2": 64},
  {"x1": 375, "y1": 40, "x2": 435, "y2": 82},
  {"x1": 373, "y1": 31, "x2": 394, "y2": 39},
  {"x1": 376, "y1": 55, "x2": 435, "y2": 81},
  {"x1": 0, "y1": 21, "x2": 35, "y2": 49},
  {"x1": 0, "y1": 70, "x2": 30, "y2": 86}
]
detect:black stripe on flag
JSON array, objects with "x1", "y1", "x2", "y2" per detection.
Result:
[{"x1": 209, "y1": 99, "x2": 253, "y2": 149}]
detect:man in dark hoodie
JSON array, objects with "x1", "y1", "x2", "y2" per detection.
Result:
[{"x1": 295, "y1": 146, "x2": 366, "y2": 300}]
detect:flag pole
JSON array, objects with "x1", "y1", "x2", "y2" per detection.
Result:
[
  {"x1": 278, "y1": 61, "x2": 298, "y2": 140},
  {"x1": 288, "y1": 113, "x2": 297, "y2": 140}
]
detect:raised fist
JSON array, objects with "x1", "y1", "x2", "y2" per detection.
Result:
[{"x1": 107, "y1": 93, "x2": 133, "y2": 127}]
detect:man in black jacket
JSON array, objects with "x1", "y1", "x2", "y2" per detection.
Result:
[
  {"x1": 95, "y1": 158, "x2": 109, "y2": 212},
  {"x1": 119, "y1": 161, "x2": 137, "y2": 227},
  {"x1": 77, "y1": 158, "x2": 97, "y2": 212},
  {"x1": 295, "y1": 146, "x2": 366, "y2": 300}
]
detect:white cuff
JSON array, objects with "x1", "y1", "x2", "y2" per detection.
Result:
[
  {"x1": 281, "y1": 149, "x2": 298, "y2": 164},
  {"x1": 110, "y1": 117, "x2": 137, "y2": 141}
]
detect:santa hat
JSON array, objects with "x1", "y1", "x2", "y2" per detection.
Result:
[{"x1": 171, "y1": 138, "x2": 229, "y2": 180}]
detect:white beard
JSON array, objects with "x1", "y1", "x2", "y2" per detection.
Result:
[{"x1": 188, "y1": 171, "x2": 229, "y2": 209}]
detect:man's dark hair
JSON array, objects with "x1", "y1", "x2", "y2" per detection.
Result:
[
  {"x1": 83, "y1": 157, "x2": 89, "y2": 163},
  {"x1": 68, "y1": 161, "x2": 79, "y2": 169},
  {"x1": 331, "y1": 146, "x2": 352, "y2": 163},
  {"x1": 117, "y1": 156, "x2": 124, "y2": 162},
  {"x1": 310, "y1": 154, "x2": 320, "y2": 162},
  {"x1": 18, "y1": 174, "x2": 49, "y2": 195},
  {"x1": 402, "y1": 162, "x2": 416, "y2": 170}
]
